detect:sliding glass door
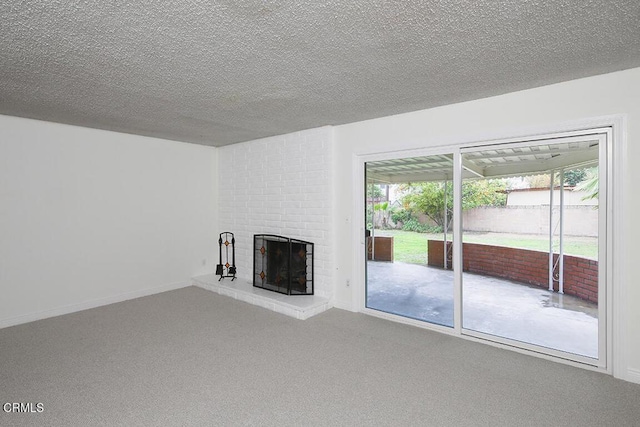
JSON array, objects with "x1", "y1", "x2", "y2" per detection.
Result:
[{"x1": 361, "y1": 129, "x2": 610, "y2": 367}]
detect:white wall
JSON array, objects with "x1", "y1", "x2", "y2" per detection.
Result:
[
  {"x1": 463, "y1": 206, "x2": 599, "y2": 237},
  {"x1": 333, "y1": 67, "x2": 640, "y2": 381},
  {"x1": 217, "y1": 127, "x2": 334, "y2": 300},
  {"x1": 507, "y1": 189, "x2": 598, "y2": 206},
  {"x1": 0, "y1": 115, "x2": 218, "y2": 327}
]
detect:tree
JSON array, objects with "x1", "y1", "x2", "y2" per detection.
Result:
[
  {"x1": 366, "y1": 183, "x2": 385, "y2": 201},
  {"x1": 401, "y1": 179, "x2": 508, "y2": 230},
  {"x1": 525, "y1": 169, "x2": 587, "y2": 189},
  {"x1": 563, "y1": 169, "x2": 587, "y2": 186},
  {"x1": 462, "y1": 179, "x2": 508, "y2": 210},
  {"x1": 575, "y1": 167, "x2": 598, "y2": 201},
  {"x1": 524, "y1": 174, "x2": 551, "y2": 188},
  {"x1": 366, "y1": 184, "x2": 385, "y2": 229},
  {"x1": 373, "y1": 201, "x2": 390, "y2": 228},
  {"x1": 403, "y1": 182, "x2": 453, "y2": 229}
]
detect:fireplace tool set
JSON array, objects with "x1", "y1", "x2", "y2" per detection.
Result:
[{"x1": 216, "y1": 232, "x2": 236, "y2": 281}]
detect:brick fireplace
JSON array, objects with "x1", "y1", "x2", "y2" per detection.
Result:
[{"x1": 253, "y1": 234, "x2": 314, "y2": 295}]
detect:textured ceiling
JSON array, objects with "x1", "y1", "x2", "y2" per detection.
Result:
[{"x1": 2, "y1": 1, "x2": 639, "y2": 147}]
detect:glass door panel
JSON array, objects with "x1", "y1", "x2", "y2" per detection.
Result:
[
  {"x1": 365, "y1": 154, "x2": 455, "y2": 327},
  {"x1": 460, "y1": 136, "x2": 603, "y2": 361}
]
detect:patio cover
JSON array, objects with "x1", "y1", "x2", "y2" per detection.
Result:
[{"x1": 365, "y1": 138, "x2": 599, "y2": 184}]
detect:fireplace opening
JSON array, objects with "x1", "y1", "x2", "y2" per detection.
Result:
[{"x1": 253, "y1": 234, "x2": 314, "y2": 295}]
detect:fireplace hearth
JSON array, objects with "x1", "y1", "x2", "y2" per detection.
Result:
[{"x1": 253, "y1": 234, "x2": 314, "y2": 295}]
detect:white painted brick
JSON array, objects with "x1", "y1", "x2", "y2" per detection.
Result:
[
  {"x1": 262, "y1": 213, "x2": 282, "y2": 222},
  {"x1": 284, "y1": 228, "x2": 303, "y2": 237},
  {"x1": 220, "y1": 288, "x2": 236, "y2": 298},
  {"x1": 303, "y1": 229, "x2": 324, "y2": 239},
  {"x1": 284, "y1": 136, "x2": 302, "y2": 147},
  {"x1": 285, "y1": 157, "x2": 302, "y2": 166},
  {"x1": 263, "y1": 221, "x2": 282, "y2": 229},
  {"x1": 236, "y1": 292, "x2": 253, "y2": 304},
  {"x1": 281, "y1": 198, "x2": 302, "y2": 207},
  {"x1": 247, "y1": 210, "x2": 263, "y2": 219},
  {"x1": 302, "y1": 214, "x2": 323, "y2": 223},
  {"x1": 282, "y1": 213, "x2": 301, "y2": 221},
  {"x1": 249, "y1": 194, "x2": 267, "y2": 202},
  {"x1": 282, "y1": 171, "x2": 302, "y2": 181},
  {"x1": 302, "y1": 186, "x2": 323, "y2": 195},
  {"x1": 263, "y1": 227, "x2": 282, "y2": 235},
  {"x1": 264, "y1": 201, "x2": 282, "y2": 211},
  {"x1": 303, "y1": 200, "x2": 326, "y2": 209},
  {"x1": 263, "y1": 186, "x2": 281, "y2": 195},
  {"x1": 246, "y1": 200, "x2": 264, "y2": 209},
  {"x1": 218, "y1": 127, "x2": 334, "y2": 299},
  {"x1": 248, "y1": 180, "x2": 266, "y2": 190},
  {"x1": 281, "y1": 185, "x2": 301, "y2": 195}
]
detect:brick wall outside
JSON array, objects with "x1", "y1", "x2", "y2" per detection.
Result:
[
  {"x1": 367, "y1": 236, "x2": 393, "y2": 261},
  {"x1": 218, "y1": 127, "x2": 333, "y2": 300},
  {"x1": 427, "y1": 240, "x2": 598, "y2": 303}
]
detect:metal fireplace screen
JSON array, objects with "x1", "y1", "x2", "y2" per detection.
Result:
[{"x1": 253, "y1": 234, "x2": 314, "y2": 295}]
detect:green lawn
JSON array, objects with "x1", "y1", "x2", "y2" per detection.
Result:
[{"x1": 374, "y1": 229, "x2": 598, "y2": 265}]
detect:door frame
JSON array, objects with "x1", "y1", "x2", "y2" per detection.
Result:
[{"x1": 351, "y1": 115, "x2": 626, "y2": 377}]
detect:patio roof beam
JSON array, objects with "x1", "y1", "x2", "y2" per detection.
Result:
[
  {"x1": 367, "y1": 171, "x2": 452, "y2": 184},
  {"x1": 476, "y1": 148, "x2": 599, "y2": 179},
  {"x1": 443, "y1": 154, "x2": 485, "y2": 178},
  {"x1": 368, "y1": 156, "x2": 453, "y2": 168},
  {"x1": 462, "y1": 158, "x2": 485, "y2": 178},
  {"x1": 366, "y1": 173, "x2": 394, "y2": 184},
  {"x1": 462, "y1": 143, "x2": 599, "y2": 162}
]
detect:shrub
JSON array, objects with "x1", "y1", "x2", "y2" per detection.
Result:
[
  {"x1": 402, "y1": 218, "x2": 435, "y2": 233},
  {"x1": 391, "y1": 208, "x2": 412, "y2": 224},
  {"x1": 392, "y1": 208, "x2": 442, "y2": 233}
]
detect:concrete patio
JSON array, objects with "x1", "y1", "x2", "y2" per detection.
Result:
[{"x1": 366, "y1": 260, "x2": 599, "y2": 358}]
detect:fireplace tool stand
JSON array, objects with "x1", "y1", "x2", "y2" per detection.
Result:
[{"x1": 216, "y1": 232, "x2": 236, "y2": 281}]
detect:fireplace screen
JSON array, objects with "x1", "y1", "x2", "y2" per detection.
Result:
[{"x1": 253, "y1": 234, "x2": 314, "y2": 295}]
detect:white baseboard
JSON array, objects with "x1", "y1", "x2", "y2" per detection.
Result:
[
  {"x1": 0, "y1": 281, "x2": 190, "y2": 329},
  {"x1": 626, "y1": 368, "x2": 640, "y2": 384}
]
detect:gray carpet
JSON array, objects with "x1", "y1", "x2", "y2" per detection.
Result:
[{"x1": 1, "y1": 286, "x2": 639, "y2": 426}]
